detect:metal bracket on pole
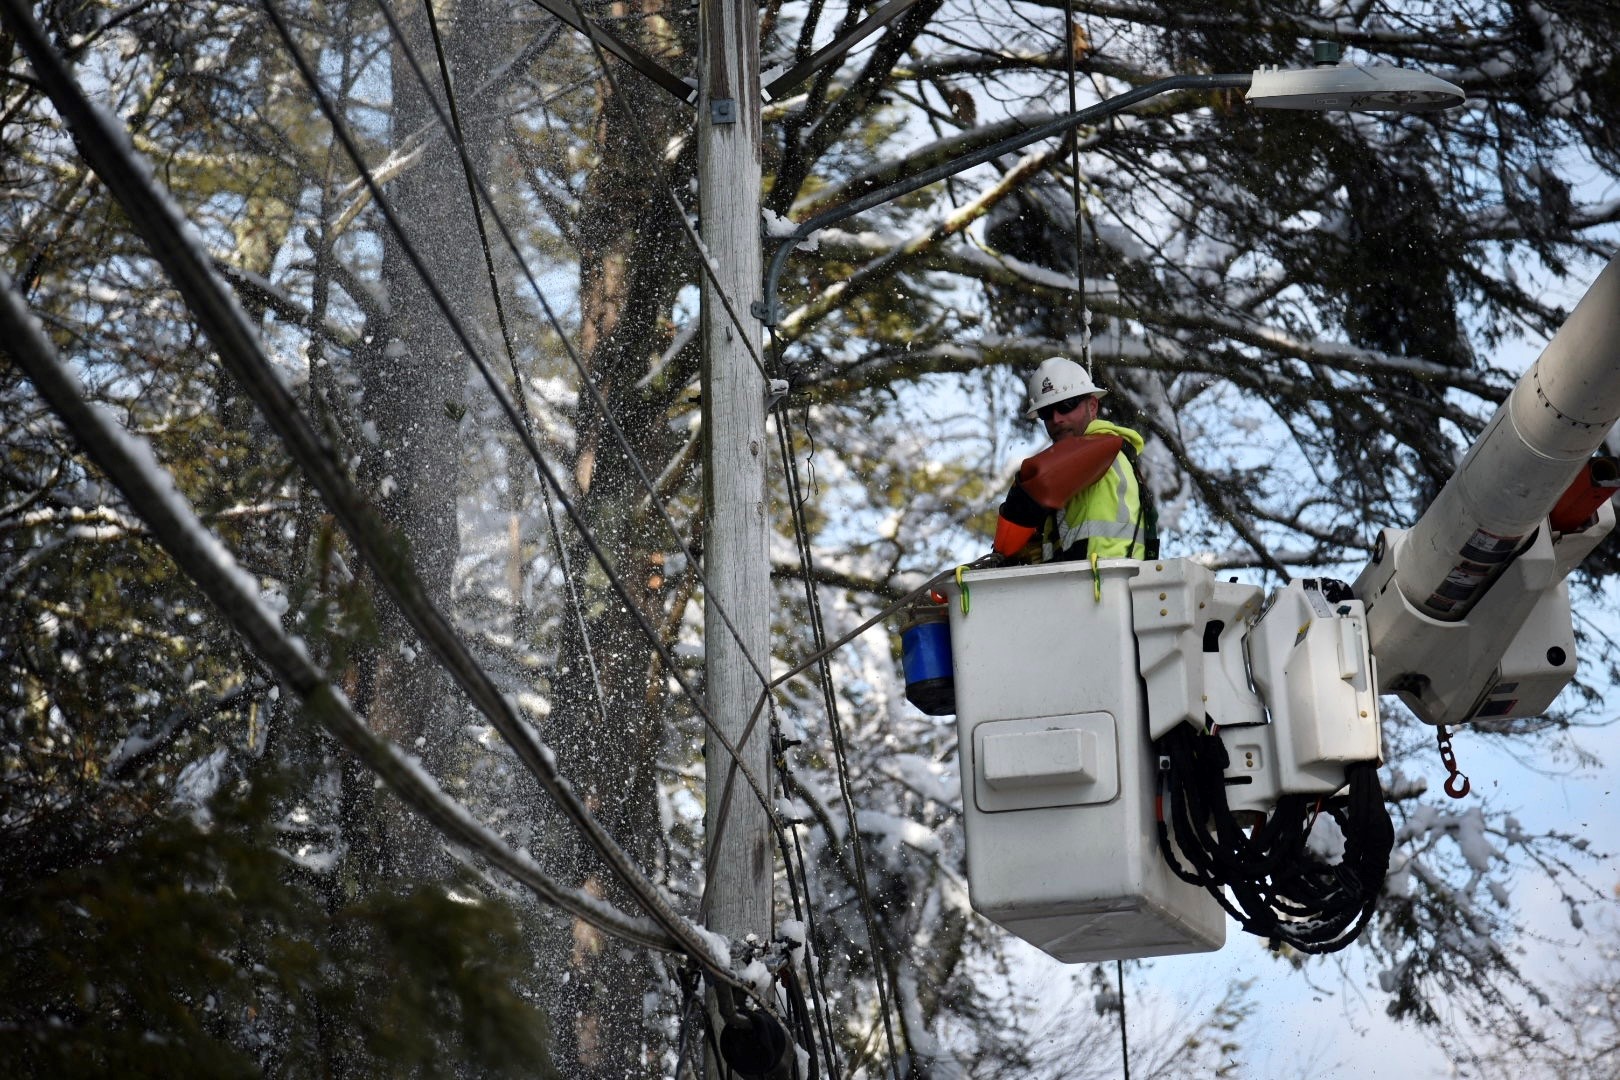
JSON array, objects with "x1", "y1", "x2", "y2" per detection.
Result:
[
  {"x1": 765, "y1": 378, "x2": 789, "y2": 409},
  {"x1": 711, "y1": 98, "x2": 738, "y2": 124}
]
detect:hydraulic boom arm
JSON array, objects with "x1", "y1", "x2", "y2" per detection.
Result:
[{"x1": 1354, "y1": 252, "x2": 1620, "y2": 724}]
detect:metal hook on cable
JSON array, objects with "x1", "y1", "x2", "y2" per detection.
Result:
[{"x1": 1435, "y1": 724, "x2": 1471, "y2": 798}]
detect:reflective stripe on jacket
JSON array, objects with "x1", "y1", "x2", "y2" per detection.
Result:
[{"x1": 1041, "y1": 419, "x2": 1146, "y2": 562}]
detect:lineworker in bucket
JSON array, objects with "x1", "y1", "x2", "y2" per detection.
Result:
[{"x1": 992, "y1": 357, "x2": 1157, "y2": 563}]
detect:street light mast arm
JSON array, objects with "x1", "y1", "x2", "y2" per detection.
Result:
[{"x1": 757, "y1": 72, "x2": 1253, "y2": 326}]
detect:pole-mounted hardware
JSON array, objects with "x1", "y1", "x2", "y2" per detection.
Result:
[{"x1": 1313, "y1": 40, "x2": 1343, "y2": 65}]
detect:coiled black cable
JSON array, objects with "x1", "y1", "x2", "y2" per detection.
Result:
[{"x1": 1154, "y1": 724, "x2": 1393, "y2": 954}]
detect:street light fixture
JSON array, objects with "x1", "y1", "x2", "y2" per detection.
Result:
[
  {"x1": 755, "y1": 57, "x2": 1466, "y2": 326},
  {"x1": 1248, "y1": 63, "x2": 1465, "y2": 111}
]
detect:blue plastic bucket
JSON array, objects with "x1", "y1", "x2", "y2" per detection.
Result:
[{"x1": 901, "y1": 615, "x2": 956, "y2": 715}]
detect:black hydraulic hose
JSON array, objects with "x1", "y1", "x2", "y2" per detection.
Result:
[{"x1": 1154, "y1": 725, "x2": 1393, "y2": 954}]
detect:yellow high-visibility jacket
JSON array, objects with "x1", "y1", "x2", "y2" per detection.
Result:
[{"x1": 1040, "y1": 419, "x2": 1147, "y2": 562}]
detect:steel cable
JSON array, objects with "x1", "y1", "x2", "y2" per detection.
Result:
[
  {"x1": 772, "y1": 397, "x2": 902, "y2": 1080},
  {"x1": 770, "y1": 707, "x2": 844, "y2": 1078}
]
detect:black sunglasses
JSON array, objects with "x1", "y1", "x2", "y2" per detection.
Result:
[{"x1": 1037, "y1": 396, "x2": 1087, "y2": 423}]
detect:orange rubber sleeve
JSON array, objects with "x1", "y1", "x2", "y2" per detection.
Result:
[
  {"x1": 992, "y1": 516, "x2": 1038, "y2": 556},
  {"x1": 1017, "y1": 434, "x2": 1123, "y2": 509}
]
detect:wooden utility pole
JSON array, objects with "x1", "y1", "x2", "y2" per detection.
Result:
[{"x1": 698, "y1": 0, "x2": 769, "y2": 964}]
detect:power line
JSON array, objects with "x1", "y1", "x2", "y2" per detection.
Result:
[
  {"x1": 283, "y1": 10, "x2": 894, "y2": 1029},
  {"x1": 367, "y1": 14, "x2": 829, "y2": 977},
  {"x1": 773, "y1": 394, "x2": 903, "y2": 1080},
  {"x1": 364, "y1": 13, "x2": 851, "y2": 1051},
  {"x1": 1062, "y1": 0, "x2": 1094, "y2": 376},
  {"x1": 524, "y1": 0, "x2": 695, "y2": 104},
  {"x1": 359, "y1": 0, "x2": 827, "y2": 993},
  {"x1": 770, "y1": 713, "x2": 844, "y2": 1078},
  {"x1": 1117, "y1": 959, "x2": 1131, "y2": 1080},
  {"x1": 525, "y1": 10, "x2": 788, "y2": 837},
  {"x1": 536, "y1": 0, "x2": 774, "y2": 381},
  {"x1": 262, "y1": 0, "x2": 784, "y2": 837}
]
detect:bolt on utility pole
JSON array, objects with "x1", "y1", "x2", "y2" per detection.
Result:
[{"x1": 697, "y1": 0, "x2": 770, "y2": 980}]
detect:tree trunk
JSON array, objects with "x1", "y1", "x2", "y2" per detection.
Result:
[
  {"x1": 542, "y1": 20, "x2": 696, "y2": 1075},
  {"x1": 359, "y1": 0, "x2": 500, "y2": 878}
]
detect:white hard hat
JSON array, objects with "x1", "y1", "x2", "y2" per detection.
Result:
[{"x1": 1024, "y1": 356, "x2": 1106, "y2": 419}]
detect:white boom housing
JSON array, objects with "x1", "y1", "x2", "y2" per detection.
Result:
[
  {"x1": 1354, "y1": 504, "x2": 1612, "y2": 723},
  {"x1": 1354, "y1": 252, "x2": 1620, "y2": 724}
]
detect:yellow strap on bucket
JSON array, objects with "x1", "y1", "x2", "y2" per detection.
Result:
[
  {"x1": 955, "y1": 564, "x2": 971, "y2": 614},
  {"x1": 1089, "y1": 552, "x2": 1102, "y2": 603}
]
